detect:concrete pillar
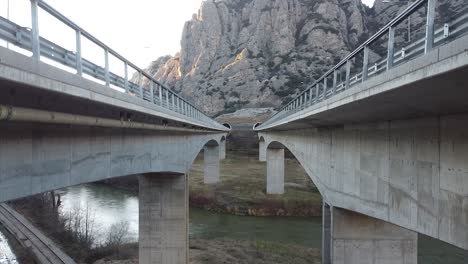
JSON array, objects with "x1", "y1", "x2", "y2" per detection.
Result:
[
  {"x1": 204, "y1": 145, "x2": 220, "y2": 184},
  {"x1": 331, "y1": 207, "x2": 417, "y2": 264},
  {"x1": 219, "y1": 140, "x2": 226, "y2": 160},
  {"x1": 139, "y1": 173, "x2": 188, "y2": 264},
  {"x1": 322, "y1": 203, "x2": 331, "y2": 264},
  {"x1": 266, "y1": 147, "x2": 284, "y2": 194},
  {"x1": 259, "y1": 140, "x2": 266, "y2": 162}
]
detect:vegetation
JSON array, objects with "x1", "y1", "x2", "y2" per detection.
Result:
[
  {"x1": 11, "y1": 195, "x2": 131, "y2": 263},
  {"x1": 188, "y1": 151, "x2": 322, "y2": 217}
]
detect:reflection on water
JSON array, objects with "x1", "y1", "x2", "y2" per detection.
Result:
[
  {"x1": 57, "y1": 184, "x2": 320, "y2": 247},
  {"x1": 0, "y1": 230, "x2": 17, "y2": 264}
]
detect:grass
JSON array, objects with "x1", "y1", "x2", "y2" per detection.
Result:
[{"x1": 188, "y1": 151, "x2": 322, "y2": 216}]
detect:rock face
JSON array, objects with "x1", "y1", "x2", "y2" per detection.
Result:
[{"x1": 141, "y1": 0, "x2": 462, "y2": 116}]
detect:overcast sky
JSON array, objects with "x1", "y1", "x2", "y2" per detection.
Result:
[{"x1": 0, "y1": 0, "x2": 375, "y2": 69}]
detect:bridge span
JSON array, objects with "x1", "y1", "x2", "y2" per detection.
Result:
[
  {"x1": 0, "y1": 1, "x2": 228, "y2": 263},
  {"x1": 256, "y1": 0, "x2": 468, "y2": 263}
]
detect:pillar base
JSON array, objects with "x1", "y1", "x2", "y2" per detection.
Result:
[
  {"x1": 204, "y1": 145, "x2": 220, "y2": 184},
  {"x1": 139, "y1": 174, "x2": 188, "y2": 264},
  {"x1": 266, "y1": 147, "x2": 284, "y2": 194},
  {"x1": 327, "y1": 207, "x2": 417, "y2": 264}
]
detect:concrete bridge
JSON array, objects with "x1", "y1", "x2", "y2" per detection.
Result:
[
  {"x1": 255, "y1": 0, "x2": 468, "y2": 263},
  {"x1": 0, "y1": 1, "x2": 228, "y2": 263}
]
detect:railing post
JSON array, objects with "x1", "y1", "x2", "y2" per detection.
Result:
[
  {"x1": 362, "y1": 46, "x2": 369, "y2": 82},
  {"x1": 387, "y1": 26, "x2": 395, "y2": 70},
  {"x1": 333, "y1": 70, "x2": 338, "y2": 94},
  {"x1": 165, "y1": 89, "x2": 169, "y2": 107},
  {"x1": 425, "y1": 0, "x2": 436, "y2": 53},
  {"x1": 138, "y1": 72, "x2": 143, "y2": 98},
  {"x1": 345, "y1": 60, "x2": 351, "y2": 90},
  {"x1": 171, "y1": 93, "x2": 175, "y2": 110},
  {"x1": 309, "y1": 89, "x2": 313, "y2": 105},
  {"x1": 76, "y1": 30, "x2": 82, "y2": 76},
  {"x1": 150, "y1": 81, "x2": 155, "y2": 104},
  {"x1": 158, "y1": 85, "x2": 162, "y2": 105},
  {"x1": 315, "y1": 84, "x2": 320, "y2": 102},
  {"x1": 323, "y1": 78, "x2": 328, "y2": 100},
  {"x1": 124, "y1": 62, "x2": 129, "y2": 93},
  {"x1": 30, "y1": 0, "x2": 40, "y2": 59},
  {"x1": 104, "y1": 49, "x2": 110, "y2": 86}
]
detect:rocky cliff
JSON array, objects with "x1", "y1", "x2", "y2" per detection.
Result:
[{"x1": 141, "y1": 0, "x2": 462, "y2": 116}]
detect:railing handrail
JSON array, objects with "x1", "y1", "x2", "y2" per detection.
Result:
[
  {"x1": 0, "y1": 0, "x2": 226, "y2": 131},
  {"x1": 285, "y1": 0, "x2": 426, "y2": 110},
  {"x1": 258, "y1": 0, "x2": 466, "y2": 130}
]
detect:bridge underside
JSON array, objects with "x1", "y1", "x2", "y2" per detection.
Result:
[
  {"x1": 0, "y1": 121, "x2": 225, "y2": 202},
  {"x1": 259, "y1": 112, "x2": 468, "y2": 251}
]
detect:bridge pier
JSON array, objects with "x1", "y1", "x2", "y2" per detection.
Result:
[
  {"x1": 322, "y1": 203, "x2": 332, "y2": 264},
  {"x1": 266, "y1": 146, "x2": 284, "y2": 194},
  {"x1": 204, "y1": 143, "x2": 220, "y2": 184},
  {"x1": 219, "y1": 138, "x2": 226, "y2": 160},
  {"x1": 259, "y1": 139, "x2": 266, "y2": 162},
  {"x1": 324, "y1": 206, "x2": 417, "y2": 264},
  {"x1": 139, "y1": 173, "x2": 188, "y2": 264}
]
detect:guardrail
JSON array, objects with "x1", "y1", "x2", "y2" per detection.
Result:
[
  {"x1": 0, "y1": 0, "x2": 227, "y2": 131},
  {"x1": 257, "y1": 0, "x2": 468, "y2": 130}
]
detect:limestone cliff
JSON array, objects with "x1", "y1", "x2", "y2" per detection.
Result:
[{"x1": 141, "y1": 0, "x2": 461, "y2": 116}]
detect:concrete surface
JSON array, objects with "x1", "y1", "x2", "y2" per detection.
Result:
[
  {"x1": 0, "y1": 122, "x2": 226, "y2": 203},
  {"x1": 0, "y1": 46, "x2": 227, "y2": 131},
  {"x1": 259, "y1": 113, "x2": 468, "y2": 250},
  {"x1": 266, "y1": 147, "x2": 284, "y2": 194},
  {"x1": 256, "y1": 34, "x2": 468, "y2": 131},
  {"x1": 139, "y1": 173, "x2": 188, "y2": 264},
  {"x1": 259, "y1": 137, "x2": 266, "y2": 162},
  {"x1": 203, "y1": 142, "x2": 220, "y2": 184},
  {"x1": 331, "y1": 207, "x2": 417, "y2": 264},
  {"x1": 322, "y1": 203, "x2": 331, "y2": 264}
]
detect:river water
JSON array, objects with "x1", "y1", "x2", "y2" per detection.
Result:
[
  {"x1": 1, "y1": 183, "x2": 468, "y2": 263},
  {"x1": 0, "y1": 231, "x2": 17, "y2": 264}
]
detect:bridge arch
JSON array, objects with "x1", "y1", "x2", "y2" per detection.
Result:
[
  {"x1": 253, "y1": 122, "x2": 262, "y2": 130},
  {"x1": 259, "y1": 134, "x2": 327, "y2": 200}
]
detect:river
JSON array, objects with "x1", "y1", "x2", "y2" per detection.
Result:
[{"x1": 1, "y1": 183, "x2": 468, "y2": 263}]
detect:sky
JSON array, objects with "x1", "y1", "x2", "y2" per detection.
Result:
[{"x1": 0, "y1": 0, "x2": 375, "y2": 71}]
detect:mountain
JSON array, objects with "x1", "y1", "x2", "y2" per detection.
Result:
[{"x1": 139, "y1": 0, "x2": 462, "y2": 116}]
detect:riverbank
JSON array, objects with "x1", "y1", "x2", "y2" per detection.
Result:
[
  {"x1": 100, "y1": 151, "x2": 322, "y2": 217},
  {"x1": 91, "y1": 239, "x2": 321, "y2": 264}
]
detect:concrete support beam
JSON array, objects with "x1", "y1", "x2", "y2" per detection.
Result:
[
  {"x1": 259, "y1": 140, "x2": 266, "y2": 162},
  {"x1": 204, "y1": 145, "x2": 220, "y2": 184},
  {"x1": 322, "y1": 203, "x2": 332, "y2": 264},
  {"x1": 219, "y1": 140, "x2": 226, "y2": 160},
  {"x1": 139, "y1": 173, "x2": 188, "y2": 264},
  {"x1": 332, "y1": 207, "x2": 417, "y2": 264},
  {"x1": 266, "y1": 147, "x2": 284, "y2": 194}
]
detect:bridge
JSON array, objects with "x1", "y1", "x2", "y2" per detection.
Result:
[
  {"x1": 0, "y1": 0, "x2": 229, "y2": 263},
  {"x1": 255, "y1": 0, "x2": 468, "y2": 263}
]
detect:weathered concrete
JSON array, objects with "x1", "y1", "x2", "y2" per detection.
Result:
[
  {"x1": 322, "y1": 203, "x2": 331, "y2": 264},
  {"x1": 259, "y1": 113, "x2": 468, "y2": 250},
  {"x1": 204, "y1": 142, "x2": 220, "y2": 184},
  {"x1": 331, "y1": 207, "x2": 417, "y2": 264},
  {"x1": 259, "y1": 137, "x2": 266, "y2": 162},
  {"x1": 139, "y1": 173, "x2": 188, "y2": 264},
  {"x1": 0, "y1": 123, "x2": 226, "y2": 203},
  {"x1": 266, "y1": 147, "x2": 284, "y2": 194},
  {"x1": 219, "y1": 138, "x2": 226, "y2": 160},
  {"x1": 0, "y1": 46, "x2": 227, "y2": 131}
]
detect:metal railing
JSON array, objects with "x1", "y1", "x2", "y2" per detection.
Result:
[
  {"x1": 257, "y1": 0, "x2": 468, "y2": 130},
  {"x1": 0, "y1": 0, "x2": 226, "y2": 131}
]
